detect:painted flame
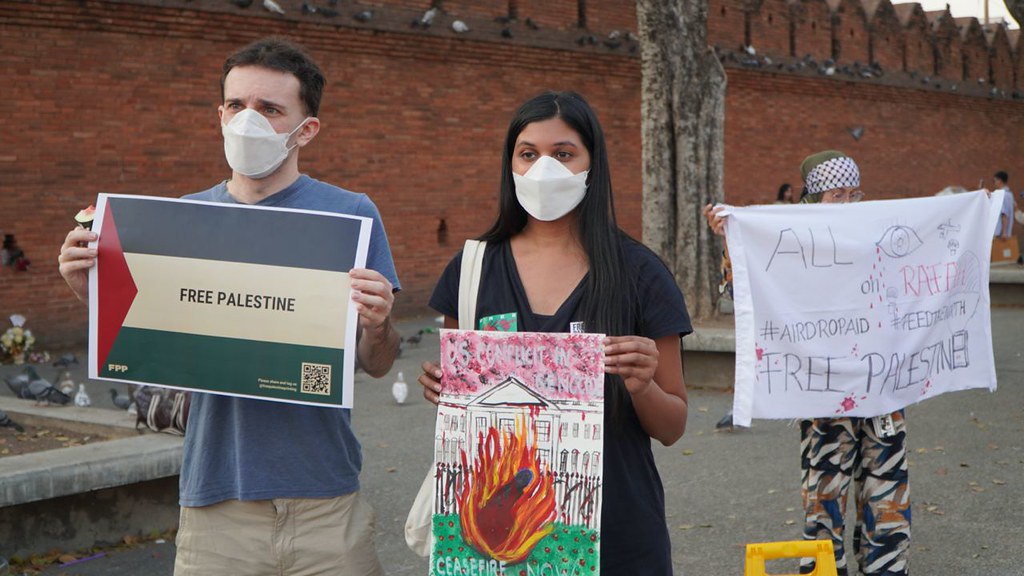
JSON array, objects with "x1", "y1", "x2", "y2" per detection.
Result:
[{"x1": 458, "y1": 415, "x2": 556, "y2": 563}]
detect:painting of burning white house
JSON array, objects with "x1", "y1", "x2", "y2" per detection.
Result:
[{"x1": 430, "y1": 329, "x2": 605, "y2": 576}]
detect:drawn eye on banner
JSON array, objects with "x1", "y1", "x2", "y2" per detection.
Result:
[{"x1": 723, "y1": 191, "x2": 1002, "y2": 427}]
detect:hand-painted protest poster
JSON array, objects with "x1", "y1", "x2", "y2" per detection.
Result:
[
  {"x1": 431, "y1": 329, "x2": 605, "y2": 576},
  {"x1": 723, "y1": 191, "x2": 1002, "y2": 426},
  {"x1": 88, "y1": 194, "x2": 370, "y2": 408}
]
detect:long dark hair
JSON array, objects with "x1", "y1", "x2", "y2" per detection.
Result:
[{"x1": 479, "y1": 91, "x2": 637, "y2": 418}]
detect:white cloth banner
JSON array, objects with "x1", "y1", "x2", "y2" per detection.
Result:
[{"x1": 724, "y1": 191, "x2": 1002, "y2": 426}]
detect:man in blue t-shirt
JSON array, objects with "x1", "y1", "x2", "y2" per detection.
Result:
[{"x1": 58, "y1": 38, "x2": 400, "y2": 576}]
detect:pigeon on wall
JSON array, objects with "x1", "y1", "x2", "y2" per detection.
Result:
[
  {"x1": 52, "y1": 353, "x2": 78, "y2": 367},
  {"x1": 263, "y1": 0, "x2": 285, "y2": 15}
]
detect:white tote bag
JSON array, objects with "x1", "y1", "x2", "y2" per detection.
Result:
[{"x1": 403, "y1": 240, "x2": 486, "y2": 557}]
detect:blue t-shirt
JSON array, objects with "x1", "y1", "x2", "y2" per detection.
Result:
[{"x1": 178, "y1": 175, "x2": 400, "y2": 507}]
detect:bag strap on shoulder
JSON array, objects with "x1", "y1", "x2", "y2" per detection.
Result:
[{"x1": 458, "y1": 239, "x2": 486, "y2": 331}]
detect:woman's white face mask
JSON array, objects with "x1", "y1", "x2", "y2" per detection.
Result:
[
  {"x1": 512, "y1": 155, "x2": 589, "y2": 221},
  {"x1": 222, "y1": 109, "x2": 309, "y2": 179}
]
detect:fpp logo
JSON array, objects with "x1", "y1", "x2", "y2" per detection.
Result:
[{"x1": 107, "y1": 364, "x2": 129, "y2": 373}]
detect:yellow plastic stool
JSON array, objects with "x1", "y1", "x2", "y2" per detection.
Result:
[{"x1": 744, "y1": 540, "x2": 838, "y2": 576}]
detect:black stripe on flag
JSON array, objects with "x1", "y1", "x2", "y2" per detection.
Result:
[{"x1": 108, "y1": 197, "x2": 365, "y2": 272}]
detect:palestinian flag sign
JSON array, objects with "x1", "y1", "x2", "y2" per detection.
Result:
[{"x1": 88, "y1": 194, "x2": 370, "y2": 408}]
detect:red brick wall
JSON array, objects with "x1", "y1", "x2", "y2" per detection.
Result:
[
  {"x1": 1018, "y1": 42, "x2": 1024, "y2": 91},
  {"x1": 2, "y1": 0, "x2": 1023, "y2": 349},
  {"x1": 582, "y1": 0, "x2": 636, "y2": 33},
  {"x1": 441, "y1": 0, "x2": 510, "y2": 20},
  {"x1": 833, "y1": 0, "x2": 869, "y2": 64},
  {"x1": 791, "y1": 0, "x2": 834, "y2": 59},
  {"x1": 961, "y1": 27, "x2": 990, "y2": 83},
  {"x1": 903, "y1": 22, "x2": 933, "y2": 74},
  {"x1": 519, "y1": 0, "x2": 579, "y2": 31},
  {"x1": 709, "y1": 0, "x2": 749, "y2": 51},
  {"x1": 0, "y1": 0, "x2": 642, "y2": 347},
  {"x1": 933, "y1": 19, "x2": 964, "y2": 81},
  {"x1": 989, "y1": 30, "x2": 1015, "y2": 91},
  {"x1": 869, "y1": 4, "x2": 904, "y2": 71},
  {"x1": 724, "y1": 71, "x2": 1024, "y2": 209},
  {"x1": 749, "y1": 0, "x2": 791, "y2": 56}
]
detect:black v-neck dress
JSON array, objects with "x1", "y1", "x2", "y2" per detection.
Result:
[{"x1": 430, "y1": 237, "x2": 692, "y2": 575}]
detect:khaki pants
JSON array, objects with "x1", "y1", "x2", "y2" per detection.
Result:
[{"x1": 174, "y1": 492, "x2": 384, "y2": 576}]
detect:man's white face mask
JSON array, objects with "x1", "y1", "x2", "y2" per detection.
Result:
[
  {"x1": 222, "y1": 108, "x2": 309, "y2": 179},
  {"x1": 512, "y1": 155, "x2": 589, "y2": 221}
]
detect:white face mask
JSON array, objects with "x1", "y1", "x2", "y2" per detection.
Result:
[
  {"x1": 512, "y1": 155, "x2": 589, "y2": 221},
  {"x1": 222, "y1": 109, "x2": 309, "y2": 179}
]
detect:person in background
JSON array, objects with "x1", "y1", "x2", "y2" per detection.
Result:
[
  {"x1": 992, "y1": 170, "x2": 1014, "y2": 240},
  {"x1": 776, "y1": 182, "x2": 794, "y2": 204},
  {"x1": 704, "y1": 151, "x2": 911, "y2": 576}
]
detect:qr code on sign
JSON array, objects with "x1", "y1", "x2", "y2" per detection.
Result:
[{"x1": 301, "y1": 362, "x2": 332, "y2": 396}]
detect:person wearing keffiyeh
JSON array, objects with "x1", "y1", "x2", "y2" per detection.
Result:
[{"x1": 704, "y1": 150, "x2": 911, "y2": 576}]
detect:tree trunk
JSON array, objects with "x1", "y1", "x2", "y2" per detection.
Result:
[
  {"x1": 1004, "y1": 0, "x2": 1024, "y2": 27},
  {"x1": 637, "y1": 0, "x2": 726, "y2": 321}
]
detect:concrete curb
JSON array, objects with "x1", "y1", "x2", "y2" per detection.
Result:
[
  {"x1": 0, "y1": 398, "x2": 182, "y2": 508},
  {"x1": 990, "y1": 265, "x2": 1024, "y2": 284},
  {"x1": 686, "y1": 325, "x2": 736, "y2": 352}
]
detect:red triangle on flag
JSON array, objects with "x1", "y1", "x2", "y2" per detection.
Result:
[{"x1": 97, "y1": 202, "x2": 138, "y2": 369}]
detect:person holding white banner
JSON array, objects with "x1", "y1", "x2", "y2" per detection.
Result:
[{"x1": 705, "y1": 151, "x2": 911, "y2": 576}]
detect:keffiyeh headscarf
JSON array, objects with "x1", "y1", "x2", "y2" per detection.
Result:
[{"x1": 800, "y1": 150, "x2": 860, "y2": 201}]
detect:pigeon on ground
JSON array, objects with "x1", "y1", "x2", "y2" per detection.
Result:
[
  {"x1": 715, "y1": 409, "x2": 734, "y2": 430},
  {"x1": 4, "y1": 370, "x2": 31, "y2": 399},
  {"x1": 26, "y1": 366, "x2": 71, "y2": 405},
  {"x1": 524, "y1": 17, "x2": 539, "y2": 30},
  {"x1": 110, "y1": 388, "x2": 132, "y2": 410},
  {"x1": 392, "y1": 371, "x2": 408, "y2": 404},
  {"x1": 52, "y1": 353, "x2": 78, "y2": 367},
  {"x1": 353, "y1": 9, "x2": 373, "y2": 22},
  {"x1": 405, "y1": 329, "x2": 426, "y2": 347},
  {"x1": 0, "y1": 409, "x2": 24, "y2": 433},
  {"x1": 451, "y1": 20, "x2": 469, "y2": 33}
]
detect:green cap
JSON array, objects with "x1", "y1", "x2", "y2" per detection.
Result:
[{"x1": 799, "y1": 150, "x2": 860, "y2": 203}]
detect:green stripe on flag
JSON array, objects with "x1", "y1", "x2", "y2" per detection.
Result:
[{"x1": 101, "y1": 327, "x2": 347, "y2": 405}]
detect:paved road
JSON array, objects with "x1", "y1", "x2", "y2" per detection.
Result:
[{"x1": 12, "y1": 309, "x2": 1024, "y2": 575}]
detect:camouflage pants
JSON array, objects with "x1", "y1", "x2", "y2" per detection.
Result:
[{"x1": 799, "y1": 414, "x2": 911, "y2": 576}]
